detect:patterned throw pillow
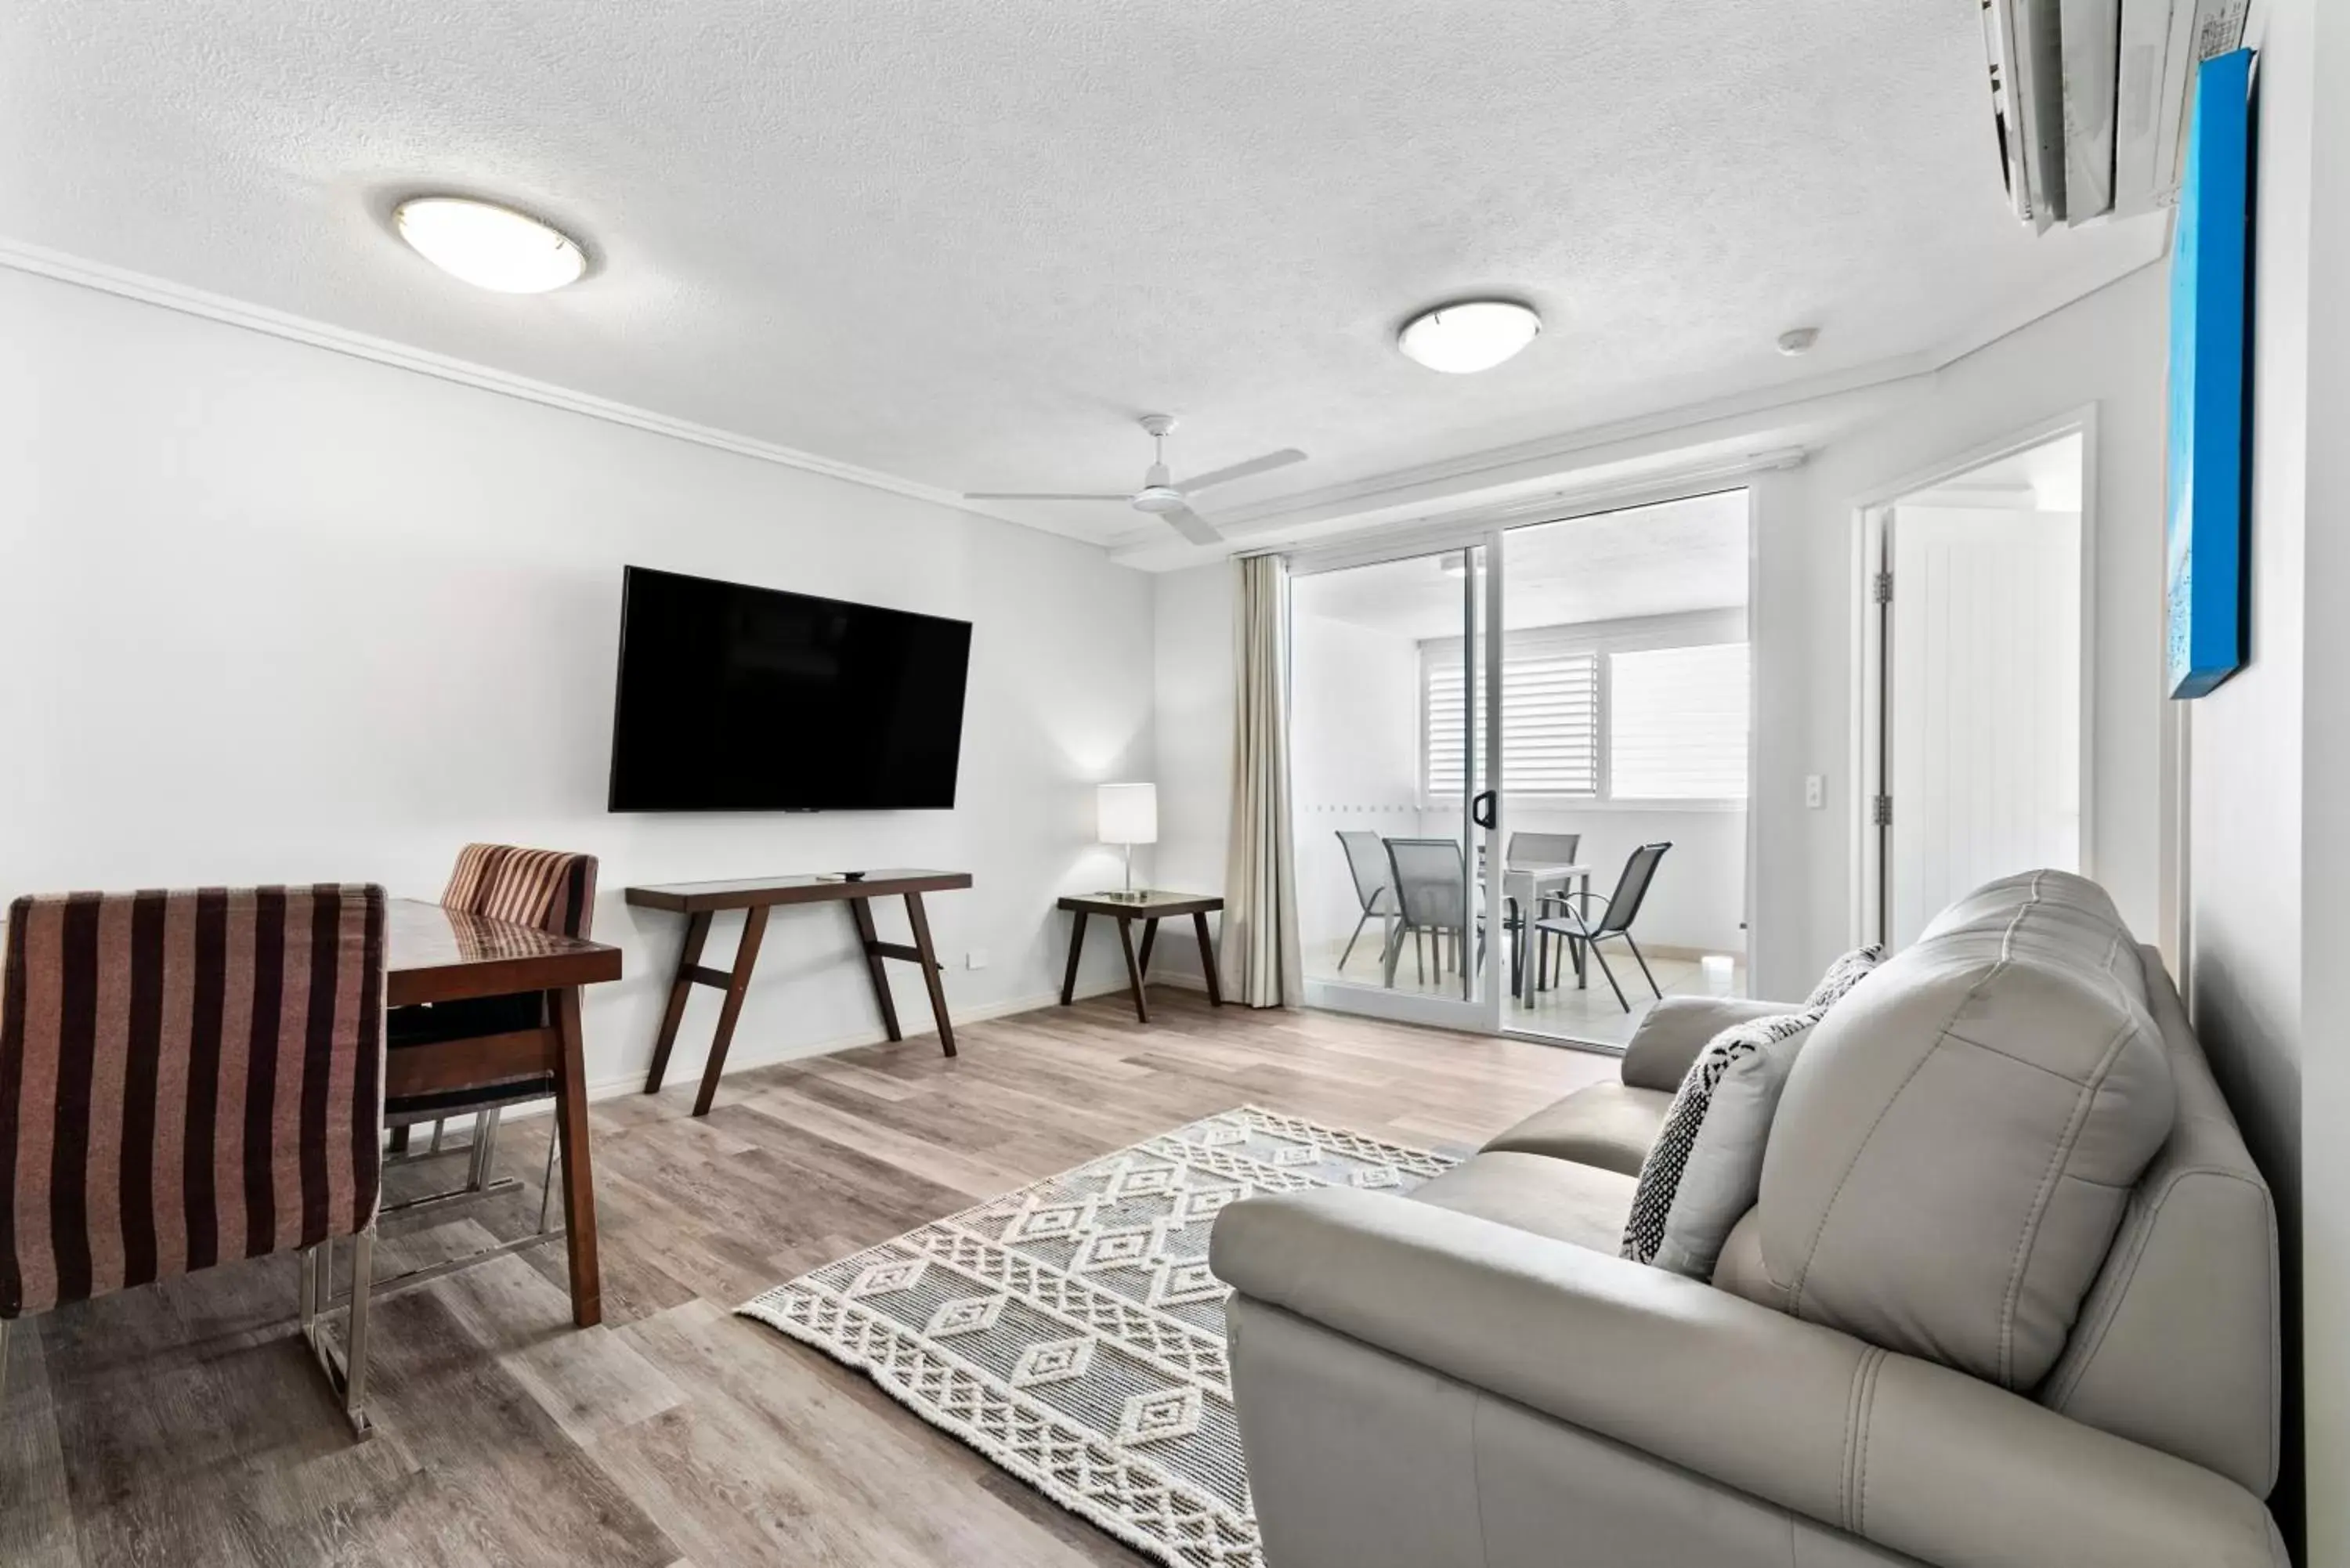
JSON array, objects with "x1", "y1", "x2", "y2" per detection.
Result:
[
  {"x1": 1803, "y1": 943, "x2": 1885, "y2": 1010},
  {"x1": 1622, "y1": 945, "x2": 1883, "y2": 1276},
  {"x1": 1622, "y1": 1010, "x2": 1817, "y2": 1271}
]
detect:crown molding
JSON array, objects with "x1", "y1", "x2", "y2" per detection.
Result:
[
  {"x1": 2, "y1": 226, "x2": 2169, "y2": 569},
  {"x1": 0, "y1": 236, "x2": 1091, "y2": 544}
]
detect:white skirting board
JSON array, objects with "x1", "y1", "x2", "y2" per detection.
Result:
[{"x1": 487, "y1": 972, "x2": 1211, "y2": 1118}]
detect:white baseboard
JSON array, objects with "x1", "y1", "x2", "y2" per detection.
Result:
[{"x1": 490, "y1": 974, "x2": 1147, "y2": 1118}]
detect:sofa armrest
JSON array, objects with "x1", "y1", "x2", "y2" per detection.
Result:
[
  {"x1": 1213, "y1": 1189, "x2": 2283, "y2": 1568},
  {"x1": 1618, "y1": 995, "x2": 1791, "y2": 1090}
]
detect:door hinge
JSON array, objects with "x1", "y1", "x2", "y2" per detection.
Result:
[
  {"x1": 1872, "y1": 570, "x2": 1894, "y2": 605},
  {"x1": 1872, "y1": 795, "x2": 1893, "y2": 827}
]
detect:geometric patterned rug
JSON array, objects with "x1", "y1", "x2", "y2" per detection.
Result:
[{"x1": 737, "y1": 1105, "x2": 1457, "y2": 1568}]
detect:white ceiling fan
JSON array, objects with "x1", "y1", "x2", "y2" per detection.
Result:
[{"x1": 965, "y1": 414, "x2": 1305, "y2": 544}]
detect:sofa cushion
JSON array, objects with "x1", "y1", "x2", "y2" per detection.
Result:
[
  {"x1": 1408, "y1": 1151, "x2": 1636, "y2": 1252},
  {"x1": 2034, "y1": 946, "x2": 2280, "y2": 1496},
  {"x1": 1481, "y1": 1082, "x2": 1672, "y2": 1176},
  {"x1": 1737, "y1": 871, "x2": 2175, "y2": 1389},
  {"x1": 1618, "y1": 995, "x2": 1789, "y2": 1092}
]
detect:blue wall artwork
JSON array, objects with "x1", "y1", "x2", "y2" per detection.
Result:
[{"x1": 2165, "y1": 47, "x2": 2254, "y2": 699}]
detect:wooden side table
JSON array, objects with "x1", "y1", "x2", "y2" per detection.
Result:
[{"x1": 1057, "y1": 891, "x2": 1224, "y2": 1023}]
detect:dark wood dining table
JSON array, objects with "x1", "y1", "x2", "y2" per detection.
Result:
[{"x1": 383, "y1": 898, "x2": 623, "y2": 1327}]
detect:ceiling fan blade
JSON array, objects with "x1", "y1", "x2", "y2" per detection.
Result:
[
  {"x1": 963, "y1": 491, "x2": 1135, "y2": 501},
  {"x1": 1162, "y1": 504, "x2": 1224, "y2": 546},
  {"x1": 1173, "y1": 448, "x2": 1307, "y2": 493}
]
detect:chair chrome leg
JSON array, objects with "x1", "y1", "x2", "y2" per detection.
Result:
[
  {"x1": 343, "y1": 1230, "x2": 373, "y2": 1420},
  {"x1": 296, "y1": 1231, "x2": 374, "y2": 1439},
  {"x1": 538, "y1": 1114, "x2": 560, "y2": 1234},
  {"x1": 1338, "y1": 909, "x2": 1374, "y2": 971},
  {"x1": 467, "y1": 1107, "x2": 503, "y2": 1191}
]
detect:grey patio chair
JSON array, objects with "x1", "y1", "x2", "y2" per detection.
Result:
[
  {"x1": 1531, "y1": 841, "x2": 1672, "y2": 1011},
  {"x1": 1334, "y1": 830, "x2": 1398, "y2": 974}
]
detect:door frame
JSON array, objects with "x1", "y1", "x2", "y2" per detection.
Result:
[{"x1": 1848, "y1": 405, "x2": 2101, "y2": 948}]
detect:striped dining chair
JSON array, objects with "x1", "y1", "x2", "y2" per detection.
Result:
[
  {"x1": 0, "y1": 884, "x2": 388, "y2": 1433},
  {"x1": 384, "y1": 844, "x2": 597, "y2": 1224}
]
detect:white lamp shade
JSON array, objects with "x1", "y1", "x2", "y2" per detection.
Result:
[{"x1": 1097, "y1": 782, "x2": 1159, "y2": 846}]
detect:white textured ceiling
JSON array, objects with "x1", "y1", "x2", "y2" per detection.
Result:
[
  {"x1": 1296, "y1": 491, "x2": 1748, "y2": 641},
  {"x1": 1, "y1": 2, "x2": 2163, "y2": 547}
]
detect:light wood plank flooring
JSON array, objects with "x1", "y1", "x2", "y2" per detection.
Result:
[{"x1": 1, "y1": 992, "x2": 1613, "y2": 1568}]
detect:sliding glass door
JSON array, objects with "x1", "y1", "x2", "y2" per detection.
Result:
[
  {"x1": 1290, "y1": 533, "x2": 1505, "y2": 1032},
  {"x1": 1286, "y1": 488, "x2": 1755, "y2": 1050}
]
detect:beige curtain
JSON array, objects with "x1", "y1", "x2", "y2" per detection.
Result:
[{"x1": 1220, "y1": 554, "x2": 1303, "y2": 1007}]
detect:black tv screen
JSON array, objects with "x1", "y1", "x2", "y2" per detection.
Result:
[{"x1": 607, "y1": 566, "x2": 973, "y2": 811}]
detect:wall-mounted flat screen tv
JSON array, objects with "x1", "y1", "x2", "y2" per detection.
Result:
[{"x1": 608, "y1": 565, "x2": 973, "y2": 811}]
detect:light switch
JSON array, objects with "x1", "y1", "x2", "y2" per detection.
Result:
[{"x1": 1805, "y1": 775, "x2": 1825, "y2": 810}]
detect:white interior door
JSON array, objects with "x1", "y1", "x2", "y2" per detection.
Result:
[{"x1": 1884, "y1": 504, "x2": 2083, "y2": 948}]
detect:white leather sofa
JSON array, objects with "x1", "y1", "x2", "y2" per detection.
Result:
[{"x1": 1212, "y1": 873, "x2": 2283, "y2": 1567}]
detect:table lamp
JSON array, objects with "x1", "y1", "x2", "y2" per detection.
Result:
[{"x1": 1097, "y1": 782, "x2": 1157, "y2": 899}]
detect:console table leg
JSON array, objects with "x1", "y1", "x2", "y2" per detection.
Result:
[
  {"x1": 904, "y1": 893, "x2": 956, "y2": 1057},
  {"x1": 1116, "y1": 915, "x2": 1150, "y2": 1024},
  {"x1": 1192, "y1": 911, "x2": 1224, "y2": 1006},
  {"x1": 849, "y1": 898, "x2": 904, "y2": 1042},
  {"x1": 643, "y1": 910, "x2": 712, "y2": 1093},
  {"x1": 692, "y1": 905, "x2": 770, "y2": 1117},
  {"x1": 1059, "y1": 911, "x2": 1087, "y2": 1005}
]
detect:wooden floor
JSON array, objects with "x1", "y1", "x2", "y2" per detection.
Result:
[{"x1": 0, "y1": 992, "x2": 1613, "y2": 1568}]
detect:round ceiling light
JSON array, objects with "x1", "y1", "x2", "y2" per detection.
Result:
[
  {"x1": 1397, "y1": 298, "x2": 1542, "y2": 374},
  {"x1": 394, "y1": 197, "x2": 586, "y2": 294}
]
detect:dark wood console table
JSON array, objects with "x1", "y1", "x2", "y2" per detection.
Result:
[
  {"x1": 629, "y1": 869, "x2": 971, "y2": 1115},
  {"x1": 1057, "y1": 891, "x2": 1224, "y2": 1024}
]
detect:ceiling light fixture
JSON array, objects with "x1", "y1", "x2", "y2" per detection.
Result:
[
  {"x1": 394, "y1": 196, "x2": 586, "y2": 294},
  {"x1": 1776, "y1": 327, "x2": 1820, "y2": 356},
  {"x1": 1397, "y1": 299, "x2": 1542, "y2": 374}
]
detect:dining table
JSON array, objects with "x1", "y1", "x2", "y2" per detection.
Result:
[
  {"x1": 1495, "y1": 859, "x2": 1593, "y2": 1003},
  {"x1": 383, "y1": 897, "x2": 623, "y2": 1327}
]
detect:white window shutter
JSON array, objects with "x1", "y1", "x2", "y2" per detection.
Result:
[
  {"x1": 1426, "y1": 650, "x2": 1600, "y2": 799},
  {"x1": 1608, "y1": 644, "x2": 1749, "y2": 800}
]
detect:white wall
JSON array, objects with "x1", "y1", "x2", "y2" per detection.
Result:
[
  {"x1": 1756, "y1": 264, "x2": 2171, "y2": 998},
  {"x1": 2294, "y1": 0, "x2": 2350, "y2": 1553},
  {"x1": 2189, "y1": 1, "x2": 2342, "y2": 1556},
  {"x1": 0, "y1": 268, "x2": 1158, "y2": 1092},
  {"x1": 1290, "y1": 609, "x2": 1420, "y2": 948}
]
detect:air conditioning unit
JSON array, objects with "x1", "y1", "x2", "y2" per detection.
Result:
[{"x1": 1981, "y1": 0, "x2": 2248, "y2": 230}]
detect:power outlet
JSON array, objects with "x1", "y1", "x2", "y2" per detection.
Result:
[
  {"x1": 964, "y1": 948, "x2": 989, "y2": 970},
  {"x1": 1805, "y1": 774, "x2": 1825, "y2": 810}
]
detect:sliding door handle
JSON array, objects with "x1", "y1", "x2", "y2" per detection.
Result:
[{"x1": 1471, "y1": 791, "x2": 1498, "y2": 830}]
